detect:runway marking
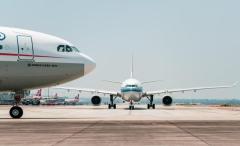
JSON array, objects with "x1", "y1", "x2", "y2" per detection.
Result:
[
  {"x1": 52, "y1": 121, "x2": 99, "y2": 146},
  {"x1": 168, "y1": 121, "x2": 210, "y2": 146}
]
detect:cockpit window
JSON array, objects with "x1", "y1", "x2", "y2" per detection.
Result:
[
  {"x1": 126, "y1": 85, "x2": 138, "y2": 87},
  {"x1": 71, "y1": 46, "x2": 80, "y2": 52},
  {"x1": 57, "y1": 45, "x2": 80, "y2": 53},
  {"x1": 57, "y1": 45, "x2": 65, "y2": 52},
  {"x1": 66, "y1": 45, "x2": 72, "y2": 52}
]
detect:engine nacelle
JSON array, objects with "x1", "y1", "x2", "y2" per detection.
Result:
[
  {"x1": 91, "y1": 96, "x2": 101, "y2": 106},
  {"x1": 162, "y1": 96, "x2": 172, "y2": 106}
]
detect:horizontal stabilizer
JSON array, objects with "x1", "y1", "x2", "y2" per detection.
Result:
[{"x1": 102, "y1": 80, "x2": 122, "y2": 84}]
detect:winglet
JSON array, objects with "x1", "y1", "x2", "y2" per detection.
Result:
[{"x1": 232, "y1": 81, "x2": 239, "y2": 87}]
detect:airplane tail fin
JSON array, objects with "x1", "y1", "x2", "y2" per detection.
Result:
[
  {"x1": 75, "y1": 94, "x2": 80, "y2": 99},
  {"x1": 102, "y1": 54, "x2": 135, "y2": 83},
  {"x1": 36, "y1": 89, "x2": 42, "y2": 96},
  {"x1": 54, "y1": 93, "x2": 58, "y2": 98},
  {"x1": 130, "y1": 54, "x2": 134, "y2": 78}
]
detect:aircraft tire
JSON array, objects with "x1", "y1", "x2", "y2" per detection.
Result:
[
  {"x1": 129, "y1": 105, "x2": 134, "y2": 110},
  {"x1": 10, "y1": 106, "x2": 23, "y2": 119},
  {"x1": 25, "y1": 101, "x2": 30, "y2": 105},
  {"x1": 33, "y1": 100, "x2": 40, "y2": 105},
  {"x1": 152, "y1": 104, "x2": 155, "y2": 109}
]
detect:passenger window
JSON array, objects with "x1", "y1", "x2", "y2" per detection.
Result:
[{"x1": 0, "y1": 45, "x2": 2, "y2": 50}]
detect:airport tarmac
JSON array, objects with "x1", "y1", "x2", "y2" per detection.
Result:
[{"x1": 1, "y1": 105, "x2": 240, "y2": 146}]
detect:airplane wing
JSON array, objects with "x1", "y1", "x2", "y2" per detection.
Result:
[
  {"x1": 54, "y1": 87, "x2": 119, "y2": 96},
  {"x1": 145, "y1": 82, "x2": 238, "y2": 96}
]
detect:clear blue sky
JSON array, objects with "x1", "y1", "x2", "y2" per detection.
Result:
[{"x1": 2, "y1": 0, "x2": 240, "y2": 98}]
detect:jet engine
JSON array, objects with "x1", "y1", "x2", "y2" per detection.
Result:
[
  {"x1": 91, "y1": 96, "x2": 101, "y2": 106},
  {"x1": 162, "y1": 96, "x2": 172, "y2": 106}
]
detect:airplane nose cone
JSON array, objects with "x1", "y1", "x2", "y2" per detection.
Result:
[{"x1": 82, "y1": 54, "x2": 96, "y2": 75}]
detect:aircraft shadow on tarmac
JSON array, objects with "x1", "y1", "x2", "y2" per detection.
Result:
[
  {"x1": 82, "y1": 106, "x2": 152, "y2": 110},
  {"x1": 123, "y1": 107, "x2": 147, "y2": 110},
  {"x1": 121, "y1": 106, "x2": 177, "y2": 110}
]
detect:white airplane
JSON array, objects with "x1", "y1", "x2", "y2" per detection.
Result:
[
  {"x1": 58, "y1": 57, "x2": 238, "y2": 110},
  {"x1": 22, "y1": 89, "x2": 43, "y2": 105},
  {"x1": 64, "y1": 94, "x2": 80, "y2": 105},
  {"x1": 0, "y1": 26, "x2": 96, "y2": 118},
  {"x1": 32, "y1": 89, "x2": 42, "y2": 99},
  {"x1": 40, "y1": 93, "x2": 65, "y2": 105}
]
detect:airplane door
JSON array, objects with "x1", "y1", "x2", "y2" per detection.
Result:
[{"x1": 17, "y1": 35, "x2": 34, "y2": 60}]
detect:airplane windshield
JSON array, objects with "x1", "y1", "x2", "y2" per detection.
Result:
[
  {"x1": 71, "y1": 46, "x2": 80, "y2": 52},
  {"x1": 126, "y1": 85, "x2": 138, "y2": 87},
  {"x1": 57, "y1": 45, "x2": 80, "y2": 53}
]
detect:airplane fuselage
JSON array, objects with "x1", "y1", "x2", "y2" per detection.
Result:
[
  {"x1": 120, "y1": 78, "x2": 144, "y2": 102},
  {"x1": 0, "y1": 27, "x2": 96, "y2": 91}
]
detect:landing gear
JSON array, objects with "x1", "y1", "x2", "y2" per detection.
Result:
[
  {"x1": 129, "y1": 105, "x2": 134, "y2": 110},
  {"x1": 108, "y1": 95, "x2": 117, "y2": 109},
  {"x1": 9, "y1": 90, "x2": 25, "y2": 119},
  {"x1": 10, "y1": 106, "x2": 23, "y2": 119},
  {"x1": 108, "y1": 104, "x2": 116, "y2": 109},
  {"x1": 147, "y1": 95, "x2": 155, "y2": 109},
  {"x1": 147, "y1": 104, "x2": 155, "y2": 109},
  {"x1": 129, "y1": 100, "x2": 134, "y2": 110}
]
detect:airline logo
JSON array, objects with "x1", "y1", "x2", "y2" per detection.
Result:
[{"x1": 0, "y1": 32, "x2": 5, "y2": 40}]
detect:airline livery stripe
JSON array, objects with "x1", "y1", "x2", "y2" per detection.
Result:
[
  {"x1": 0, "y1": 53, "x2": 63, "y2": 58},
  {"x1": 121, "y1": 88, "x2": 143, "y2": 93}
]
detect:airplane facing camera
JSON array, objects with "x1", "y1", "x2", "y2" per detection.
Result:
[{"x1": 58, "y1": 56, "x2": 238, "y2": 110}]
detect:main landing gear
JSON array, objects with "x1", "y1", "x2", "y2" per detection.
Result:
[
  {"x1": 147, "y1": 95, "x2": 155, "y2": 109},
  {"x1": 129, "y1": 100, "x2": 134, "y2": 110},
  {"x1": 108, "y1": 95, "x2": 116, "y2": 109},
  {"x1": 9, "y1": 91, "x2": 24, "y2": 119}
]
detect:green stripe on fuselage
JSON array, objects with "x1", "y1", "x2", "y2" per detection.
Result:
[{"x1": 121, "y1": 87, "x2": 143, "y2": 93}]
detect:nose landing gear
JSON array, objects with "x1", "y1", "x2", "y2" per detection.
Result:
[
  {"x1": 9, "y1": 91, "x2": 24, "y2": 119},
  {"x1": 129, "y1": 100, "x2": 134, "y2": 110},
  {"x1": 10, "y1": 106, "x2": 23, "y2": 119}
]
